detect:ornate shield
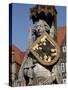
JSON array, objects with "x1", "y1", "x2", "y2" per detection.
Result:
[{"x1": 29, "y1": 31, "x2": 60, "y2": 66}]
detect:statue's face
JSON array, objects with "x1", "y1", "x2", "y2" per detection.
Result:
[
  {"x1": 36, "y1": 21, "x2": 45, "y2": 34},
  {"x1": 35, "y1": 25, "x2": 45, "y2": 36},
  {"x1": 33, "y1": 20, "x2": 50, "y2": 36}
]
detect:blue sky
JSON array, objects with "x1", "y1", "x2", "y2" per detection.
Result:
[{"x1": 11, "y1": 3, "x2": 66, "y2": 52}]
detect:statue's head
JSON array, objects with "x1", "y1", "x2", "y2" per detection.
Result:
[{"x1": 32, "y1": 20, "x2": 50, "y2": 39}]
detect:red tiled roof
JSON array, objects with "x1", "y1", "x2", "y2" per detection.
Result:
[
  {"x1": 10, "y1": 45, "x2": 26, "y2": 73},
  {"x1": 57, "y1": 26, "x2": 66, "y2": 47},
  {"x1": 11, "y1": 45, "x2": 26, "y2": 65}
]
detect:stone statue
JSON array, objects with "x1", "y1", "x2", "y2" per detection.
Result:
[{"x1": 18, "y1": 5, "x2": 62, "y2": 86}]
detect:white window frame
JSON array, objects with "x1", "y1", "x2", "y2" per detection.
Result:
[
  {"x1": 63, "y1": 79, "x2": 66, "y2": 84},
  {"x1": 61, "y1": 63, "x2": 65, "y2": 72},
  {"x1": 62, "y1": 46, "x2": 66, "y2": 53}
]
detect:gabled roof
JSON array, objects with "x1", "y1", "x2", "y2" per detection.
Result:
[
  {"x1": 10, "y1": 45, "x2": 26, "y2": 65},
  {"x1": 10, "y1": 45, "x2": 26, "y2": 73}
]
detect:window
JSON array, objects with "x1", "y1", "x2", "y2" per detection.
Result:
[
  {"x1": 61, "y1": 63, "x2": 65, "y2": 72},
  {"x1": 63, "y1": 79, "x2": 66, "y2": 84},
  {"x1": 62, "y1": 46, "x2": 66, "y2": 53}
]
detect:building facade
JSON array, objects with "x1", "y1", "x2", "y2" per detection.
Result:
[{"x1": 60, "y1": 35, "x2": 66, "y2": 84}]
